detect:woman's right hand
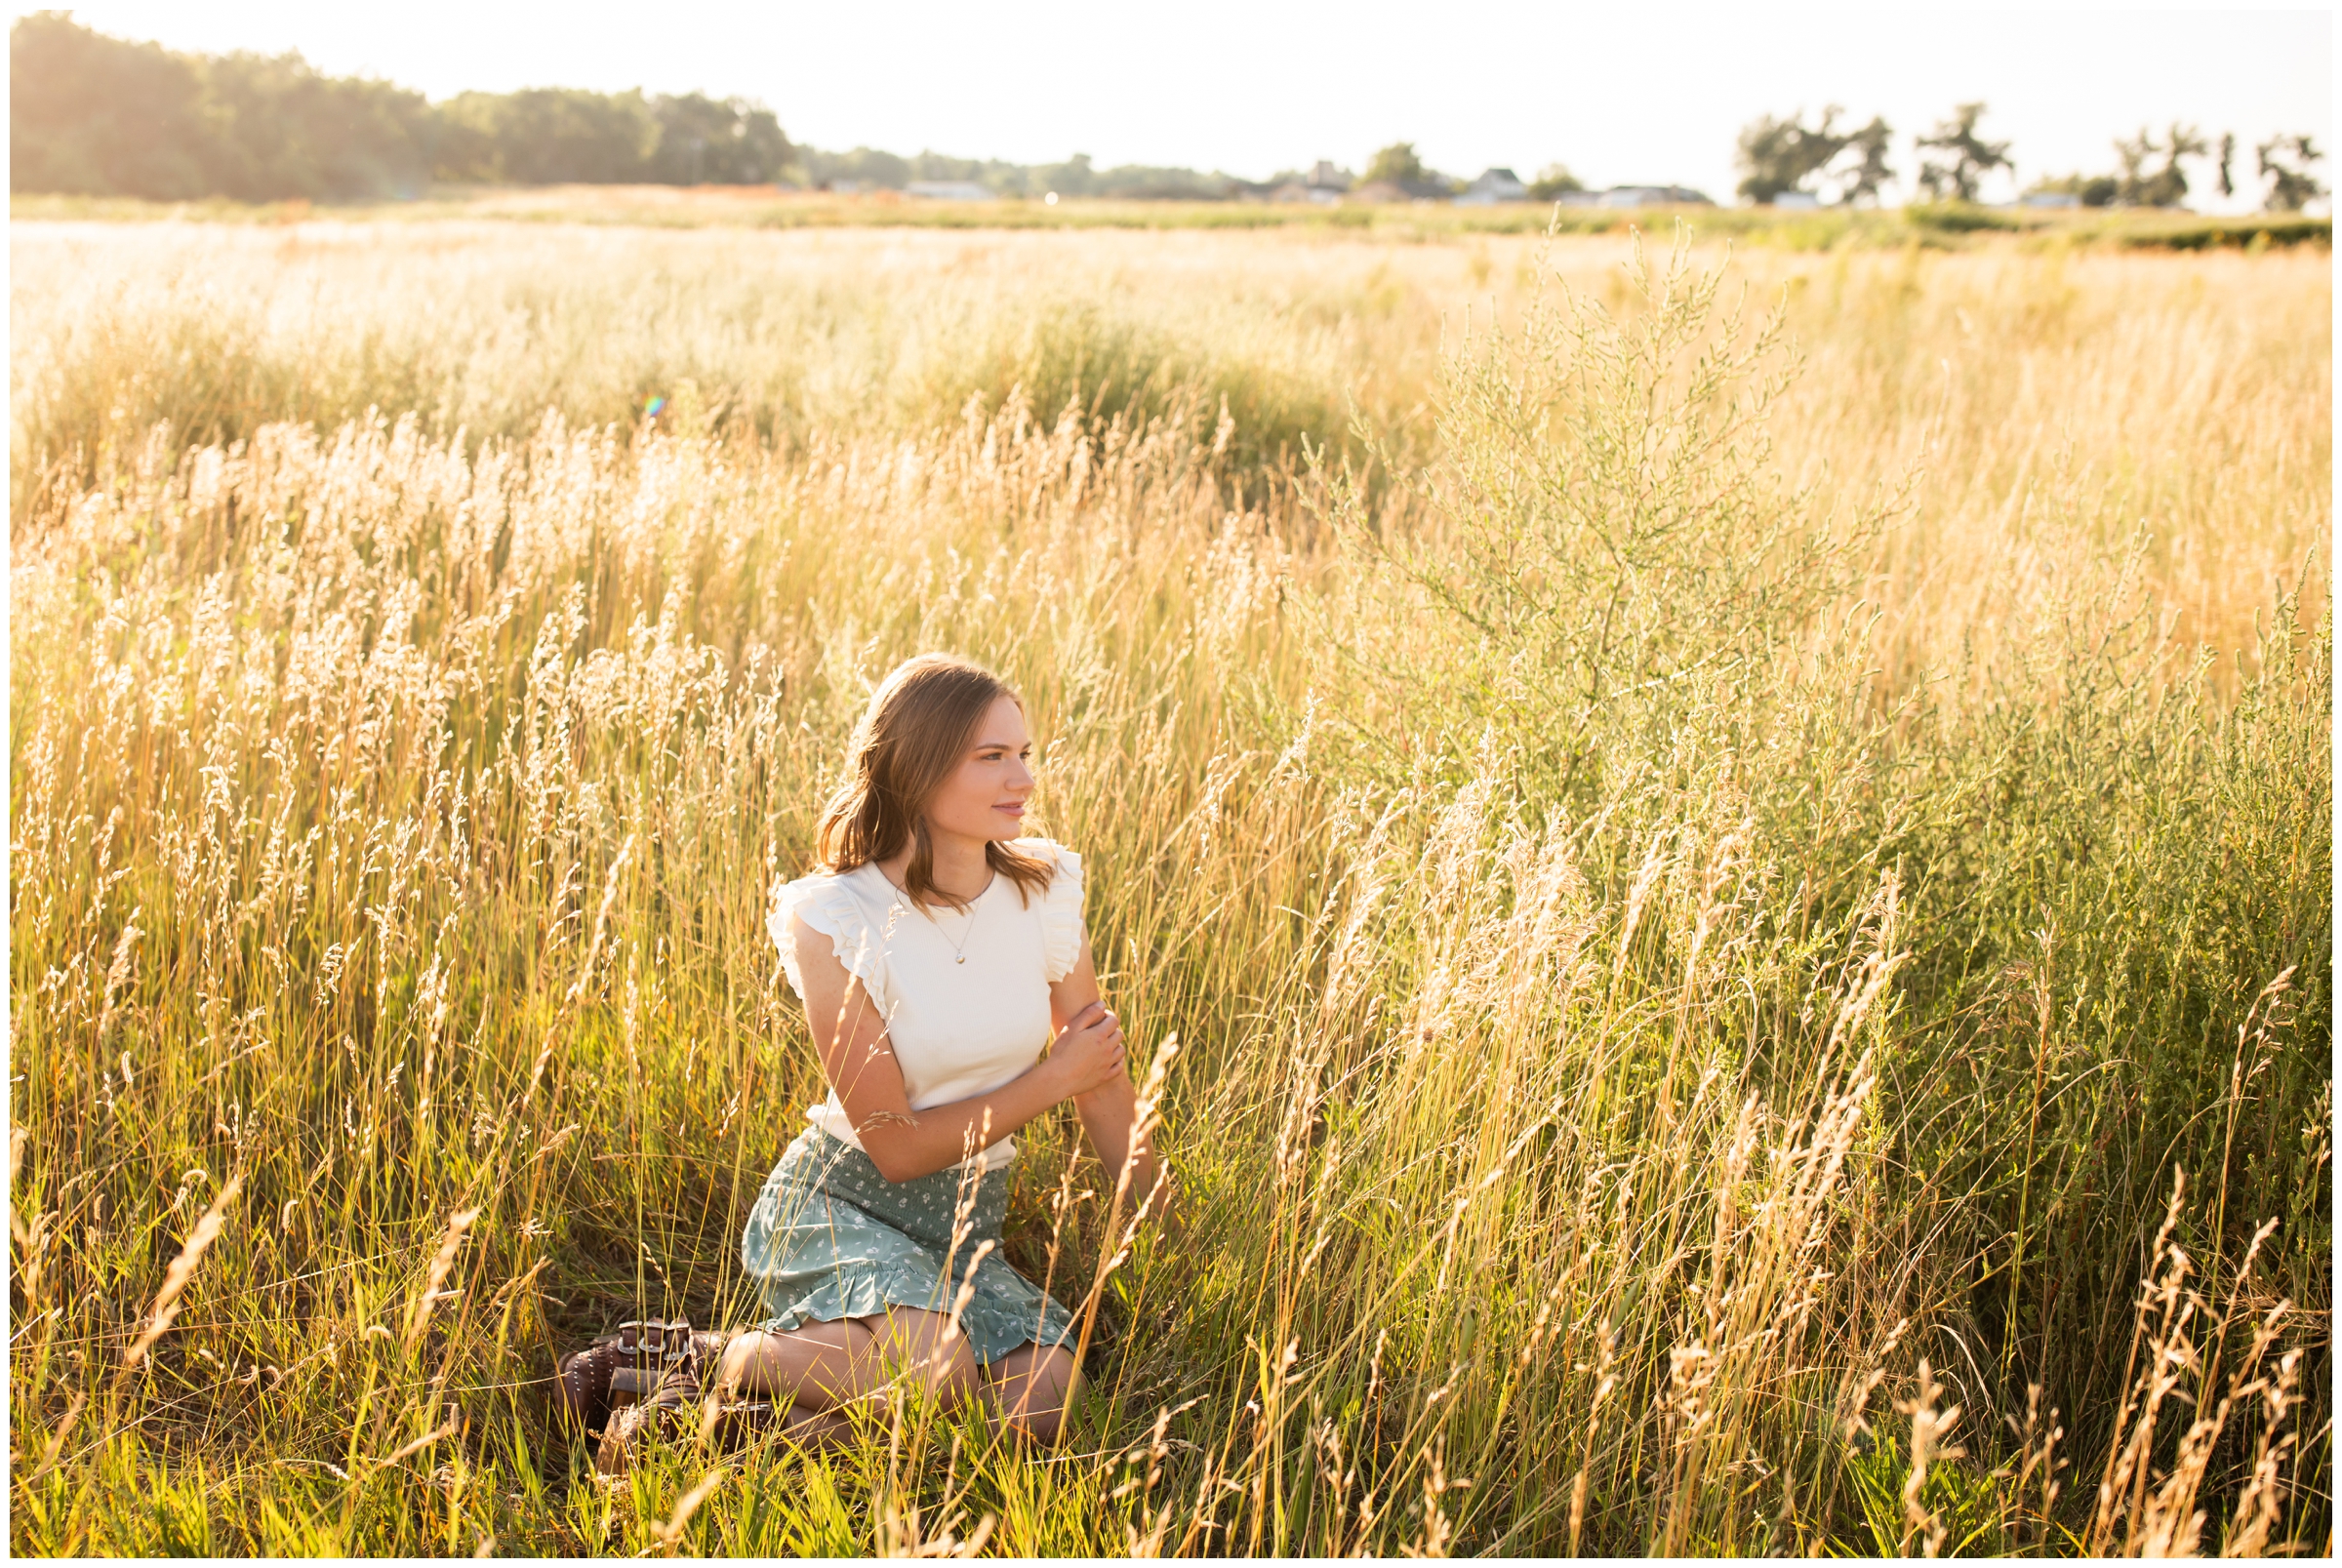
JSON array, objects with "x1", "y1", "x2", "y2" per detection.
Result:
[{"x1": 1046, "y1": 1000, "x2": 1127, "y2": 1098}]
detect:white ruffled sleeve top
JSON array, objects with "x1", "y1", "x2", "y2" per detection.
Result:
[{"x1": 767, "y1": 837, "x2": 1085, "y2": 1173}]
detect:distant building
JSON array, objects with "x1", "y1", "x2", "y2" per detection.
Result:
[
  {"x1": 1455, "y1": 167, "x2": 1530, "y2": 206},
  {"x1": 2019, "y1": 191, "x2": 2080, "y2": 209},
  {"x1": 1769, "y1": 190, "x2": 1822, "y2": 210},
  {"x1": 905, "y1": 181, "x2": 994, "y2": 201},
  {"x1": 1256, "y1": 162, "x2": 1351, "y2": 204},
  {"x1": 1599, "y1": 185, "x2": 1716, "y2": 208},
  {"x1": 1289, "y1": 160, "x2": 1346, "y2": 204},
  {"x1": 1349, "y1": 180, "x2": 1408, "y2": 205}
]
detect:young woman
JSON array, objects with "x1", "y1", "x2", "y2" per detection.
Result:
[{"x1": 576, "y1": 653, "x2": 1169, "y2": 1467}]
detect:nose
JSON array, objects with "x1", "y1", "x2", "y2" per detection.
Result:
[{"x1": 1007, "y1": 756, "x2": 1035, "y2": 792}]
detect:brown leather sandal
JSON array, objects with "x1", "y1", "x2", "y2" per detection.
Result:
[
  {"x1": 555, "y1": 1332, "x2": 626, "y2": 1436},
  {"x1": 559, "y1": 1319, "x2": 724, "y2": 1444}
]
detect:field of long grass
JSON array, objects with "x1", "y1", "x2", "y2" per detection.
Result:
[
  {"x1": 9, "y1": 218, "x2": 2330, "y2": 1555},
  {"x1": 13, "y1": 187, "x2": 2332, "y2": 256}
]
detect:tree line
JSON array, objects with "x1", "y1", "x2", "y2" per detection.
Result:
[
  {"x1": 12, "y1": 13, "x2": 2329, "y2": 214},
  {"x1": 10, "y1": 15, "x2": 1256, "y2": 203},
  {"x1": 1735, "y1": 101, "x2": 2326, "y2": 211},
  {"x1": 803, "y1": 148, "x2": 1243, "y2": 201},
  {"x1": 10, "y1": 12, "x2": 789, "y2": 200}
]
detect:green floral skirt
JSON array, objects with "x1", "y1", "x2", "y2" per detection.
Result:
[{"x1": 740, "y1": 1127, "x2": 1077, "y2": 1366}]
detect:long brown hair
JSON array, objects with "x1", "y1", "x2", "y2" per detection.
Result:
[{"x1": 814, "y1": 654, "x2": 1055, "y2": 910}]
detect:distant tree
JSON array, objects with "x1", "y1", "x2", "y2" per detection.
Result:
[
  {"x1": 798, "y1": 145, "x2": 913, "y2": 190},
  {"x1": 1358, "y1": 142, "x2": 1458, "y2": 195},
  {"x1": 1734, "y1": 112, "x2": 1797, "y2": 202},
  {"x1": 799, "y1": 142, "x2": 1232, "y2": 201},
  {"x1": 1263, "y1": 162, "x2": 1353, "y2": 191},
  {"x1": 1735, "y1": 106, "x2": 1892, "y2": 205},
  {"x1": 2026, "y1": 172, "x2": 2120, "y2": 208},
  {"x1": 647, "y1": 94, "x2": 789, "y2": 184},
  {"x1": 2148, "y1": 122, "x2": 2207, "y2": 206},
  {"x1": 200, "y1": 49, "x2": 432, "y2": 199},
  {"x1": 11, "y1": 12, "x2": 431, "y2": 200},
  {"x1": 11, "y1": 11, "x2": 212, "y2": 197},
  {"x1": 1916, "y1": 102, "x2": 2011, "y2": 202},
  {"x1": 1363, "y1": 141, "x2": 1426, "y2": 189},
  {"x1": 2110, "y1": 123, "x2": 2208, "y2": 208},
  {"x1": 1836, "y1": 116, "x2": 1895, "y2": 206},
  {"x1": 909, "y1": 149, "x2": 984, "y2": 182},
  {"x1": 2216, "y1": 131, "x2": 2236, "y2": 199},
  {"x1": 1735, "y1": 106, "x2": 1847, "y2": 203},
  {"x1": 2112, "y1": 128, "x2": 2158, "y2": 205},
  {"x1": 1034, "y1": 153, "x2": 1099, "y2": 196},
  {"x1": 2256, "y1": 134, "x2": 2326, "y2": 211},
  {"x1": 1090, "y1": 163, "x2": 1236, "y2": 199},
  {"x1": 434, "y1": 89, "x2": 658, "y2": 184},
  {"x1": 1528, "y1": 163, "x2": 1583, "y2": 200}
]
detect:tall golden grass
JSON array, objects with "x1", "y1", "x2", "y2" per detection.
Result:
[
  {"x1": 14, "y1": 221, "x2": 2324, "y2": 663},
  {"x1": 8, "y1": 220, "x2": 2329, "y2": 1554}
]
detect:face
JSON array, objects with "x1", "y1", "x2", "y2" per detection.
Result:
[{"x1": 921, "y1": 694, "x2": 1034, "y2": 844}]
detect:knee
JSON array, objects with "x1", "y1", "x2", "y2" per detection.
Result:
[
  {"x1": 916, "y1": 1339, "x2": 982, "y2": 1405},
  {"x1": 716, "y1": 1331, "x2": 775, "y2": 1393},
  {"x1": 1007, "y1": 1400, "x2": 1067, "y2": 1444},
  {"x1": 996, "y1": 1351, "x2": 1078, "y2": 1444},
  {"x1": 889, "y1": 1322, "x2": 980, "y2": 1403}
]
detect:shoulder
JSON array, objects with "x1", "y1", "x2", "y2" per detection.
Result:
[
  {"x1": 773, "y1": 863, "x2": 887, "y2": 924},
  {"x1": 768, "y1": 864, "x2": 897, "y2": 998},
  {"x1": 1011, "y1": 839, "x2": 1087, "y2": 982},
  {"x1": 1008, "y1": 837, "x2": 1082, "y2": 887},
  {"x1": 787, "y1": 861, "x2": 894, "y2": 907}
]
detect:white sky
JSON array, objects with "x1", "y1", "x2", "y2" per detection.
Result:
[{"x1": 22, "y1": 3, "x2": 2334, "y2": 209}]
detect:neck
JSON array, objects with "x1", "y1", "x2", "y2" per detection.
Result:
[{"x1": 880, "y1": 827, "x2": 992, "y2": 906}]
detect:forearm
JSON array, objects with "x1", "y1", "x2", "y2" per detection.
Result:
[
  {"x1": 1074, "y1": 1075, "x2": 1169, "y2": 1217},
  {"x1": 857, "y1": 1062, "x2": 1067, "y2": 1183}
]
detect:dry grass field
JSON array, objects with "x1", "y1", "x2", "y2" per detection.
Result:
[
  {"x1": 8, "y1": 218, "x2": 2330, "y2": 1555},
  {"x1": 13, "y1": 185, "x2": 2330, "y2": 255}
]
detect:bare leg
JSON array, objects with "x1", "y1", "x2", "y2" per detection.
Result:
[
  {"x1": 717, "y1": 1309, "x2": 982, "y2": 1438},
  {"x1": 981, "y1": 1343, "x2": 1080, "y2": 1444},
  {"x1": 718, "y1": 1317, "x2": 876, "y2": 1406}
]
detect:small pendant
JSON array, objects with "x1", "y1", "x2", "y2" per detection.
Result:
[{"x1": 956, "y1": 955, "x2": 966, "y2": 964}]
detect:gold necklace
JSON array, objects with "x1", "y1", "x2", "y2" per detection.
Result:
[
  {"x1": 939, "y1": 900, "x2": 979, "y2": 964},
  {"x1": 876, "y1": 864, "x2": 989, "y2": 963}
]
